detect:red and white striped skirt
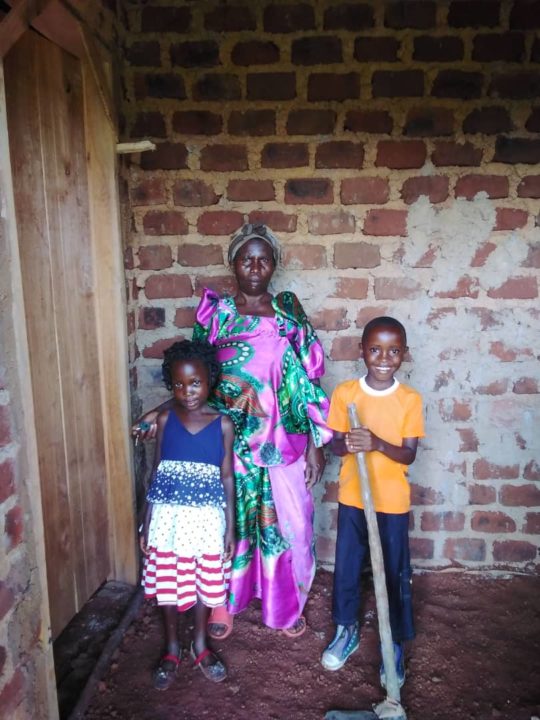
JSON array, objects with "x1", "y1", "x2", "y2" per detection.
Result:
[{"x1": 142, "y1": 503, "x2": 230, "y2": 611}]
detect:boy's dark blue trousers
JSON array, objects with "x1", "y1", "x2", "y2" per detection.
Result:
[{"x1": 332, "y1": 503, "x2": 415, "y2": 642}]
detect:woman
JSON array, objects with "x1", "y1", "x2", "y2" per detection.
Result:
[{"x1": 135, "y1": 223, "x2": 331, "y2": 637}]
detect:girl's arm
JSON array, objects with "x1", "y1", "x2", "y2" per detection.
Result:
[
  {"x1": 139, "y1": 410, "x2": 168, "y2": 554},
  {"x1": 220, "y1": 416, "x2": 236, "y2": 561},
  {"x1": 132, "y1": 398, "x2": 175, "y2": 441},
  {"x1": 332, "y1": 428, "x2": 418, "y2": 465}
]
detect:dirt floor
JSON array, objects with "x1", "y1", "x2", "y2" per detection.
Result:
[{"x1": 81, "y1": 569, "x2": 540, "y2": 720}]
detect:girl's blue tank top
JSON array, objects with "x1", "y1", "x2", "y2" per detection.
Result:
[{"x1": 160, "y1": 411, "x2": 224, "y2": 466}]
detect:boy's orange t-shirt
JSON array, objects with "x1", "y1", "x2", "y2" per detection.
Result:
[{"x1": 327, "y1": 376, "x2": 425, "y2": 514}]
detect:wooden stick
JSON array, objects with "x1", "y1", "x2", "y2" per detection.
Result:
[{"x1": 347, "y1": 404, "x2": 402, "y2": 704}]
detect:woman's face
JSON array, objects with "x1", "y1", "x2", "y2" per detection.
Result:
[{"x1": 233, "y1": 238, "x2": 276, "y2": 295}]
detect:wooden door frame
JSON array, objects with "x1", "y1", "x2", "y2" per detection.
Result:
[{"x1": 0, "y1": 2, "x2": 137, "y2": 709}]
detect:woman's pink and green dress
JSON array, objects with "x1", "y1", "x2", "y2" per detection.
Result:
[{"x1": 193, "y1": 288, "x2": 331, "y2": 629}]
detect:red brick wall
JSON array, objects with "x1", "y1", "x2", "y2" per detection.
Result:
[{"x1": 122, "y1": 1, "x2": 540, "y2": 573}]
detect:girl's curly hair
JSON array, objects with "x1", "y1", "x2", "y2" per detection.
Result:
[{"x1": 162, "y1": 339, "x2": 220, "y2": 391}]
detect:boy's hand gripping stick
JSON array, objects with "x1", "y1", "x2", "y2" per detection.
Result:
[{"x1": 347, "y1": 404, "x2": 405, "y2": 716}]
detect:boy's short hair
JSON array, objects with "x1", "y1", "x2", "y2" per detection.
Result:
[
  {"x1": 162, "y1": 339, "x2": 220, "y2": 390},
  {"x1": 362, "y1": 316, "x2": 407, "y2": 345}
]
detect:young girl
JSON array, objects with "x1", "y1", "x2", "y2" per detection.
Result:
[{"x1": 139, "y1": 340, "x2": 235, "y2": 689}]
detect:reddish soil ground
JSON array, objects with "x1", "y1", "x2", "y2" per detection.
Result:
[{"x1": 83, "y1": 569, "x2": 540, "y2": 720}]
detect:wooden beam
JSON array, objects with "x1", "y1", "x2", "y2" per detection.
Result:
[
  {"x1": 79, "y1": 19, "x2": 116, "y2": 135},
  {"x1": 0, "y1": 0, "x2": 51, "y2": 58}
]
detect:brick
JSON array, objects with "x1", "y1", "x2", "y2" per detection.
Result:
[
  {"x1": 517, "y1": 176, "x2": 540, "y2": 198},
  {"x1": 523, "y1": 243, "x2": 540, "y2": 268},
  {"x1": 247, "y1": 73, "x2": 296, "y2": 101},
  {"x1": 489, "y1": 341, "x2": 522, "y2": 362},
  {"x1": 410, "y1": 483, "x2": 445, "y2": 505},
  {"x1": 126, "y1": 41, "x2": 161, "y2": 67},
  {"x1": 426, "y1": 307, "x2": 457, "y2": 328},
  {"x1": 141, "y1": 6, "x2": 191, "y2": 32},
  {"x1": 510, "y1": 1, "x2": 540, "y2": 29},
  {"x1": 432, "y1": 141, "x2": 482, "y2": 166},
  {"x1": 170, "y1": 41, "x2": 220, "y2": 68},
  {"x1": 281, "y1": 245, "x2": 326, "y2": 270},
  {"x1": 376, "y1": 140, "x2": 426, "y2": 169},
  {"x1": 444, "y1": 538, "x2": 486, "y2": 562},
  {"x1": 524, "y1": 460, "x2": 540, "y2": 481},
  {"x1": 463, "y1": 107, "x2": 513, "y2": 135},
  {"x1": 5, "y1": 505, "x2": 23, "y2": 550},
  {"x1": 494, "y1": 208, "x2": 528, "y2": 231},
  {"x1": 432, "y1": 70, "x2": 483, "y2": 99},
  {"x1": 487, "y1": 277, "x2": 537, "y2": 299},
  {"x1": 138, "y1": 245, "x2": 172, "y2": 270},
  {"x1": 130, "y1": 112, "x2": 166, "y2": 139},
  {"x1": 131, "y1": 178, "x2": 166, "y2": 206},
  {"x1": 228, "y1": 110, "x2": 275, "y2": 136},
  {"x1": 364, "y1": 209, "x2": 407, "y2": 237},
  {"x1": 227, "y1": 180, "x2": 275, "y2": 202},
  {"x1": 455, "y1": 174, "x2": 508, "y2": 200},
  {"x1": 0, "y1": 405, "x2": 12, "y2": 447},
  {"x1": 524, "y1": 512, "x2": 540, "y2": 534},
  {"x1": 261, "y1": 143, "x2": 309, "y2": 168},
  {"x1": 292, "y1": 36, "x2": 342, "y2": 65},
  {"x1": 489, "y1": 72, "x2": 540, "y2": 99},
  {"x1": 469, "y1": 483, "x2": 496, "y2": 504},
  {"x1": 404, "y1": 108, "x2": 454, "y2": 137},
  {"x1": 474, "y1": 379, "x2": 508, "y2": 395},
  {"x1": 0, "y1": 459, "x2": 14, "y2": 503},
  {"x1": 472, "y1": 33, "x2": 525, "y2": 62},
  {"x1": 142, "y1": 336, "x2": 186, "y2": 360},
  {"x1": 448, "y1": 1, "x2": 500, "y2": 28},
  {"x1": 200, "y1": 145, "x2": 247, "y2": 172},
  {"x1": 247, "y1": 211, "x2": 297, "y2": 233},
  {"x1": 372, "y1": 70, "x2": 424, "y2": 98},
  {"x1": 401, "y1": 176, "x2": 449, "y2": 204},
  {"x1": 287, "y1": 109, "x2": 336, "y2": 135},
  {"x1": 468, "y1": 307, "x2": 500, "y2": 330},
  {"x1": 310, "y1": 308, "x2": 349, "y2": 331},
  {"x1": 308, "y1": 211, "x2": 356, "y2": 235},
  {"x1": 263, "y1": 4, "x2": 315, "y2": 33},
  {"x1": 354, "y1": 36, "x2": 400, "y2": 62},
  {"x1": 193, "y1": 74, "x2": 241, "y2": 101},
  {"x1": 374, "y1": 277, "x2": 422, "y2": 300},
  {"x1": 513, "y1": 377, "x2": 539, "y2": 394},
  {"x1": 197, "y1": 211, "x2": 244, "y2": 236},
  {"x1": 334, "y1": 242, "x2": 380, "y2": 269},
  {"x1": 204, "y1": 6, "x2": 255, "y2": 31},
  {"x1": 384, "y1": 1, "x2": 436, "y2": 29},
  {"x1": 315, "y1": 141, "x2": 364, "y2": 169},
  {"x1": 139, "y1": 307, "x2": 165, "y2": 330},
  {"x1": 332, "y1": 278, "x2": 369, "y2": 300},
  {"x1": 413, "y1": 36, "x2": 463, "y2": 61},
  {"x1": 307, "y1": 73, "x2": 360, "y2": 102},
  {"x1": 284, "y1": 178, "x2": 333, "y2": 205},
  {"x1": 438, "y1": 399, "x2": 472, "y2": 422},
  {"x1": 410, "y1": 537, "x2": 434, "y2": 560},
  {"x1": 493, "y1": 540, "x2": 537, "y2": 562},
  {"x1": 194, "y1": 275, "x2": 237, "y2": 296},
  {"x1": 0, "y1": 668, "x2": 25, "y2": 715},
  {"x1": 330, "y1": 336, "x2": 362, "y2": 361},
  {"x1": 341, "y1": 177, "x2": 389, "y2": 205},
  {"x1": 231, "y1": 41, "x2": 280, "y2": 66},
  {"x1": 493, "y1": 136, "x2": 540, "y2": 164},
  {"x1": 421, "y1": 511, "x2": 465, "y2": 532},
  {"x1": 178, "y1": 244, "x2": 223, "y2": 267},
  {"x1": 136, "y1": 73, "x2": 185, "y2": 100},
  {"x1": 173, "y1": 180, "x2": 220, "y2": 207},
  {"x1": 174, "y1": 307, "x2": 197, "y2": 328},
  {"x1": 526, "y1": 108, "x2": 540, "y2": 132},
  {"x1": 344, "y1": 110, "x2": 393, "y2": 134},
  {"x1": 172, "y1": 111, "x2": 222, "y2": 135},
  {"x1": 144, "y1": 275, "x2": 192, "y2": 300},
  {"x1": 501, "y1": 484, "x2": 540, "y2": 507},
  {"x1": 324, "y1": 4, "x2": 374, "y2": 30},
  {"x1": 142, "y1": 211, "x2": 188, "y2": 236},
  {"x1": 356, "y1": 306, "x2": 389, "y2": 328},
  {"x1": 141, "y1": 143, "x2": 188, "y2": 171},
  {"x1": 473, "y1": 459, "x2": 519, "y2": 480}
]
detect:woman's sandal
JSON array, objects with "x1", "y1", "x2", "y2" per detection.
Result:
[
  {"x1": 281, "y1": 615, "x2": 307, "y2": 638},
  {"x1": 190, "y1": 643, "x2": 227, "y2": 683},
  {"x1": 153, "y1": 652, "x2": 181, "y2": 691},
  {"x1": 207, "y1": 604, "x2": 234, "y2": 640}
]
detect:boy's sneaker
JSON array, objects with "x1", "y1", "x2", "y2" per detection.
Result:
[
  {"x1": 379, "y1": 641, "x2": 405, "y2": 689},
  {"x1": 321, "y1": 622, "x2": 360, "y2": 671}
]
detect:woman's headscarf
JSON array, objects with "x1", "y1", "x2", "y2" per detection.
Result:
[{"x1": 228, "y1": 223, "x2": 281, "y2": 265}]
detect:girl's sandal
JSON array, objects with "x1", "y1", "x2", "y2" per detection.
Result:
[
  {"x1": 190, "y1": 643, "x2": 227, "y2": 683},
  {"x1": 207, "y1": 604, "x2": 233, "y2": 640},
  {"x1": 281, "y1": 615, "x2": 307, "y2": 638},
  {"x1": 153, "y1": 653, "x2": 181, "y2": 691}
]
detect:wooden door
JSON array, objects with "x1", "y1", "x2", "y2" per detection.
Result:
[{"x1": 4, "y1": 31, "x2": 110, "y2": 637}]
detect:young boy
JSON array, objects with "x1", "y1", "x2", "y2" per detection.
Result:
[{"x1": 321, "y1": 316, "x2": 424, "y2": 689}]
